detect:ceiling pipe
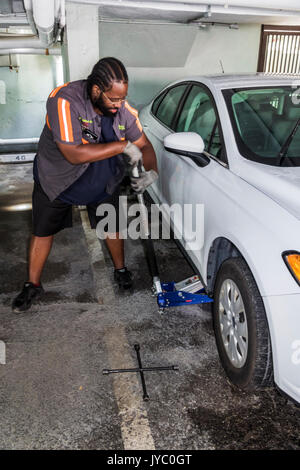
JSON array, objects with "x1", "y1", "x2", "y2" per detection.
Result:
[
  {"x1": 0, "y1": 48, "x2": 61, "y2": 55},
  {"x1": 67, "y1": 0, "x2": 300, "y2": 17},
  {"x1": 32, "y1": 0, "x2": 55, "y2": 47},
  {"x1": 98, "y1": 16, "x2": 239, "y2": 28},
  {"x1": 0, "y1": 37, "x2": 47, "y2": 48},
  {"x1": 139, "y1": 0, "x2": 300, "y2": 8},
  {"x1": 0, "y1": 33, "x2": 36, "y2": 38},
  {"x1": 54, "y1": 0, "x2": 66, "y2": 42},
  {"x1": 67, "y1": 0, "x2": 300, "y2": 10},
  {"x1": 23, "y1": 0, "x2": 38, "y2": 35},
  {"x1": 55, "y1": 0, "x2": 61, "y2": 17},
  {"x1": 0, "y1": 14, "x2": 29, "y2": 25},
  {"x1": 0, "y1": 1, "x2": 66, "y2": 52}
]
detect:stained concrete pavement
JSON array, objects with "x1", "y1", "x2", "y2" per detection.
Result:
[{"x1": 0, "y1": 162, "x2": 300, "y2": 450}]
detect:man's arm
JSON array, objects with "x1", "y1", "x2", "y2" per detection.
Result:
[
  {"x1": 57, "y1": 132, "x2": 157, "y2": 171},
  {"x1": 132, "y1": 132, "x2": 158, "y2": 173},
  {"x1": 57, "y1": 140, "x2": 128, "y2": 165}
]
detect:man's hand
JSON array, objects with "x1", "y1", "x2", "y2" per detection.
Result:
[
  {"x1": 130, "y1": 169, "x2": 158, "y2": 194},
  {"x1": 123, "y1": 141, "x2": 143, "y2": 167}
]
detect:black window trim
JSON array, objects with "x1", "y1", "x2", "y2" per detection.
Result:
[
  {"x1": 170, "y1": 84, "x2": 192, "y2": 130},
  {"x1": 151, "y1": 88, "x2": 168, "y2": 116}
]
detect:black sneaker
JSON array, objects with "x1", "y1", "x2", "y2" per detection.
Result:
[
  {"x1": 114, "y1": 267, "x2": 133, "y2": 290},
  {"x1": 12, "y1": 282, "x2": 44, "y2": 313}
]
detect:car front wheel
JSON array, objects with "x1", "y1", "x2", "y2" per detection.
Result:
[{"x1": 213, "y1": 257, "x2": 273, "y2": 390}]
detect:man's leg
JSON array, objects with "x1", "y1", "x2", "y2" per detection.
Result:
[
  {"x1": 28, "y1": 234, "x2": 54, "y2": 285},
  {"x1": 12, "y1": 234, "x2": 54, "y2": 312},
  {"x1": 104, "y1": 233, "x2": 132, "y2": 289},
  {"x1": 12, "y1": 182, "x2": 73, "y2": 312},
  {"x1": 104, "y1": 233, "x2": 124, "y2": 270},
  {"x1": 12, "y1": 234, "x2": 54, "y2": 313},
  {"x1": 88, "y1": 189, "x2": 133, "y2": 289}
]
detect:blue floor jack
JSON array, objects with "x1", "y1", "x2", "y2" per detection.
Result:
[{"x1": 132, "y1": 166, "x2": 214, "y2": 314}]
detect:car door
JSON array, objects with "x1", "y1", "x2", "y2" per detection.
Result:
[
  {"x1": 163, "y1": 84, "x2": 227, "y2": 271},
  {"x1": 144, "y1": 83, "x2": 189, "y2": 201}
]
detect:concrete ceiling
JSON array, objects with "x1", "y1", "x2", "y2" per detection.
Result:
[
  {"x1": 76, "y1": 0, "x2": 300, "y2": 25},
  {"x1": 99, "y1": 5, "x2": 300, "y2": 25},
  {"x1": 1, "y1": 0, "x2": 300, "y2": 31}
]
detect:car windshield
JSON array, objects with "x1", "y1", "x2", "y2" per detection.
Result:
[{"x1": 223, "y1": 86, "x2": 300, "y2": 166}]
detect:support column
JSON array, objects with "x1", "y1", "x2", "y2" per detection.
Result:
[{"x1": 65, "y1": 2, "x2": 99, "y2": 81}]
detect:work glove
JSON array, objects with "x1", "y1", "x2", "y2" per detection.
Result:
[
  {"x1": 130, "y1": 169, "x2": 158, "y2": 194},
  {"x1": 123, "y1": 141, "x2": 143, "y2": 167}
]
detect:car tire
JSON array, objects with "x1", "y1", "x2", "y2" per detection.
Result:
[{"x1": 213, "y1": 257, "x2": 273, "y2": 390}]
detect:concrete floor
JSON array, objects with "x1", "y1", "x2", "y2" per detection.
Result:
[{"x1": 0, "y1": 162, "x2": 300, "y2": 450}]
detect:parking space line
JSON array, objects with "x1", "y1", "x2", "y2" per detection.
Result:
[
  {"x1": 80, "y1": 208, "x2": 155, "y2": 450},
  {"x1": 104, "y1": 327, "x2": 155, "y2": 450}
]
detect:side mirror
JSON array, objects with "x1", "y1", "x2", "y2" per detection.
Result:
[{"x1": 164, "y1": 132, "x2": 205, "y2": 155}]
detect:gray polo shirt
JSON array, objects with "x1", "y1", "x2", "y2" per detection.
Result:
[{"x1": 36, "y1": 80, "x2": 143, "y2": 201}]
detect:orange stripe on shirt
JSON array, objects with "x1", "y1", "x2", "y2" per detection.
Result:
[
  {"x1": 46, "y1": 113, "x2": 51, "y2": 130},
  {"x1": 64, "y1": 100, "x2": 74, "y2": 142},
  {"x1": 49, "y1": 82, "x2": 69, "y2": 99},
  {"x1": 125, "y1": 101, "x2": 138, "y2": 117},
  {"x1": 125, "y1": 101, "x2": 143, "y2": 133},
  {"x1": 57, "y1": 97, "x2": 66, "y2": 141},
  {"x1": 135, "y1": 118, "x2": 143, "y2": 133},
  {"x1": 57, "y1": 98, "x2": 74, "y2": 143}
]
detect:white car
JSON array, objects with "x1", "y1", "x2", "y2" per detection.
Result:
[{"x1": 139, "y1": 74, "x2": 300, "y2": 404}]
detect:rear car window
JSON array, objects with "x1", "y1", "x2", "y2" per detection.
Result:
[
  {"x1": 176, "y1": 85, "x2": 223, "y2": 158},
  {"x1": 154, "y1": 84, "x2": 187, "y2": 129}
]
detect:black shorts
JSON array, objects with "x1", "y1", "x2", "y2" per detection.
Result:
[{"x1": 32, "y1": 182, "x2": 121, "y2": 237}]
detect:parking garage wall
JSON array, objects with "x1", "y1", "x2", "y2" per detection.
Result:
[
  {"x1": 64, "y1": 4, "x2": 260, "y2": 109},
  {"x1": 102, "y1": 22, "x2": 261, "y2": 109},
  {"x1": 0, "y1": 54, "x2": 63, "y2": 142}
]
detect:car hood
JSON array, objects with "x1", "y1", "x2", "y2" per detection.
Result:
[{"x1": 232, "y1": 159, "x2": 300, "y2": 220}]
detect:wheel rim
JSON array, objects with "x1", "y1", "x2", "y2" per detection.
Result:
[{"x1": 218, "y1": 278, "x2": 248, "y2": 368}]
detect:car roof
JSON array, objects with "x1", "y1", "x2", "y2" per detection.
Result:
[{"x1": 180, "y1": 73, "x2": 300, "y2": 90}]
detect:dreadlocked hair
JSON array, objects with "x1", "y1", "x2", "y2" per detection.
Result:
[{"x1": 87, "y1": 57, "x2": 128, "y2": 97}]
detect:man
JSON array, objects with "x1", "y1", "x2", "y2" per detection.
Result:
[{"x1": 12, "y1": 57, "x2": 158, "y2": 313}]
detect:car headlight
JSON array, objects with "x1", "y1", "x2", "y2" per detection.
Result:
[{"x1": 283, "y1": 251, "x2": 300, "y2": 286}]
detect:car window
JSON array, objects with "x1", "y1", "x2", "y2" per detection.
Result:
[
  {"x1": 176, "y1": 85, "x2": 222, "y2": 157},
  {"x1": 223, "y1": 86, "x2": 300, "y2": 166},
  {"x1": 152, "y1": 91, "x2": 166, "y2": 115},
  {"x1": 155, "y1": 84, "x2": 188, "y2": 129}
]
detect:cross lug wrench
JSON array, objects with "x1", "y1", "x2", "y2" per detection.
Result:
[{"x1": 103, "y1": 344, "x2": 178, "y2": 401}]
